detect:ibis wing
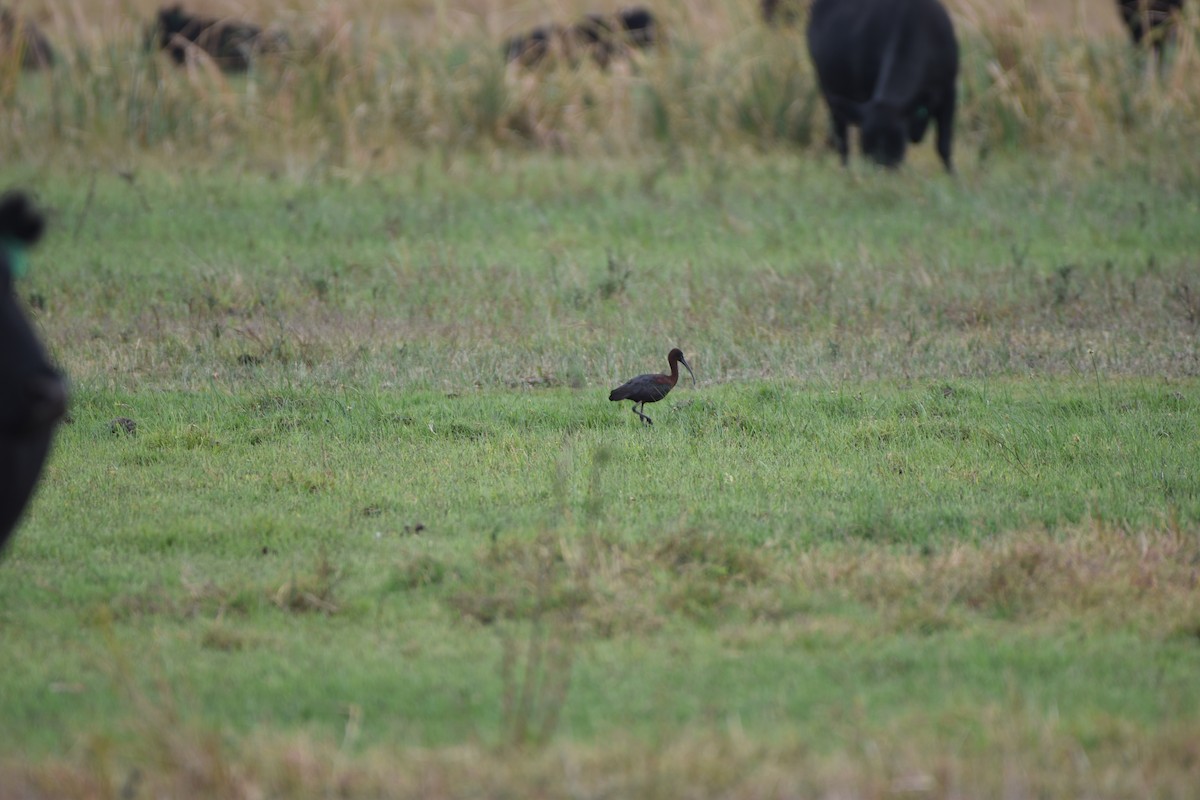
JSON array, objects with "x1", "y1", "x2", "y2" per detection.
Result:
[
  {"x1": 609, "y1": 373, "x2": 673, "y2": 403},
  {"x1": 609, "y1": 374, "x2": 647, "y2": 401},
  {"x1": 608, "y1": 385, "x2": 631, "y2": 401}
]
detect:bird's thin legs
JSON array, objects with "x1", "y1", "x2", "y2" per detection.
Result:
[{"x1": 631, "y1": 403, "x2": 654, "y2": 426}]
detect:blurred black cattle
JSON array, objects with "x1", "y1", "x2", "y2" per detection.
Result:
[
  {"x1": 1116, "y1": 0, "x2": 1186, "y2": 56},
  {"x1": 505, "y1": 6, "x2": 659, "y2": 69},
  {"x1": 0, "y1": 192, "x2": 67, "y2": 554},
  {"x1": 148, "y1": 4, "x2": 287, "y2": 72},
  {"x1": 0, "y1": 6, "x2": 55, "y2": 69},
  {"x1": 504, "y1": 23, "x2": 562, "y2": 68},
  {"x1": 807, "y1": 0, "x2": 959, "y2": 171},
  {"x1": 572, "y1": 7, "x2": 658, "y2": 67}
]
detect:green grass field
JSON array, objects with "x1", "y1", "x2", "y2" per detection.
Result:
[
  {"x1": 3, "y1": 2, "x2": 1200, "y2": 796},
  {"x1": 2, "y1": 154, "x2": 1197, "y2": 799}
]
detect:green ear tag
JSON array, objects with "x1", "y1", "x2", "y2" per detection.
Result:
[{"x1": 0, "y1": 238, "x2": 29, "y2": 278}]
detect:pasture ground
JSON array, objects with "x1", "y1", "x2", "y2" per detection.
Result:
[
  {"x1": 1, "y1": 154, "x2": 1197, "y2": 798},
  {"x1": 2, "y1": 0, "x2": 1200, "y2": 796}
]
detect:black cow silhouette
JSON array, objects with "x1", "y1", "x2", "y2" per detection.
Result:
[
  {"x1": 808, "y1": 0, "x2": 959, "y2": 171},
  {"x1": 0, "y1": 191, "x2": 67, "y2": 554}
]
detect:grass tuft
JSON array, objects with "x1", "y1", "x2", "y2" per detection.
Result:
[{"x1": 273, "y1": 549, "x2": 342, "y2": 614}]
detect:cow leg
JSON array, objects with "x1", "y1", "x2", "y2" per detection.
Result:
[
  {"x1": 934, "y1": 92, "x2": 956, "y2": 173},
  {"x1": 908, "y1": 108, "x2": 931, "y2": 144},
  {"x1": 829, "y1": 113, "x2": 849, "y2": 166}
]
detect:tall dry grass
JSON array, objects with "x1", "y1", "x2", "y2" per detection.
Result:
[{"x1": 2, "y1": 0, "x2": 1198, "y2": 168}]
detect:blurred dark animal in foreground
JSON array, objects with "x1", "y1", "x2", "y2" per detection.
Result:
[
  {"x1": 0, "y1": 7, "x2": 55, "y2": 69},
  {"x1": 807, "y1": 0, "x2": 959, "y2": 171},
  {"x1": 1116, "y1": 0, "x2": 1186, "y2": 56},
  {"x1": 0, "y1": 191, "x2": 67, "y2": 554},
  {"x1": 148, "y1": 4, "x2": 287, "y2": 72},
  {"x1": 505, "y1": 7, "x2": 659, "y2": 69}
]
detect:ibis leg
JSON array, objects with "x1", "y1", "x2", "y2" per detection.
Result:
[{"x1": 631, "y1": 402, "x2": 653, "y2": 426}]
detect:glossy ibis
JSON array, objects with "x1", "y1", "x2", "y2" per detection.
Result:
[{"x1": 609, "y1": 348, "x2": 695, "y2": 426}]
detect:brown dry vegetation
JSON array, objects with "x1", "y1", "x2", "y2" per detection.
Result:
[
  {"x1": 439, "y1": 521, "x2": 1200, "y2": 639},
  {"x1": 5, "y1": 721, "x2": 1200, "y2": 800},
  {"x1": 3, "y1": 0, "x2": 1198, "y2": 167},
  {"x1": 2, "y1": 0, "x2": 1139, "y2": 41}
]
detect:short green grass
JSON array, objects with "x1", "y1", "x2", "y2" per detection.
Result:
[
  {"x1": 3, "y1": 378, "x2": 1199, "y2": 795},
  {"x1": 2, "y1": 149, "x2": 1199, "y2": 796}
]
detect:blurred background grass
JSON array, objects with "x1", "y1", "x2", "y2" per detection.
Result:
[{"x1": 2, "y1": 0, "x2": 1198, "y2": 171}]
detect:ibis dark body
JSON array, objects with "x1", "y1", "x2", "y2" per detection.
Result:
[
  {"x1": 0, "y1": 191, "x2": 67, "y2": 554},
  {"x1": 609, "y1": 348, "x2": 695, "y2": 426}
]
